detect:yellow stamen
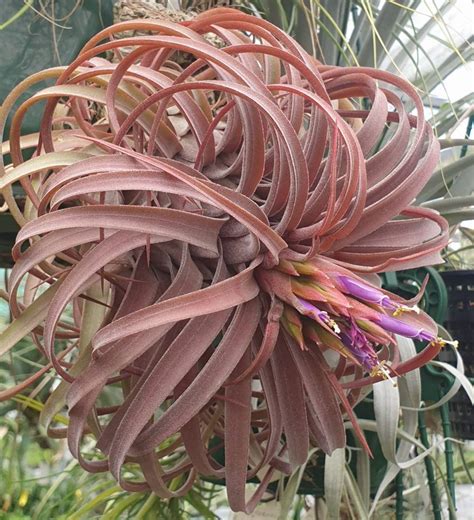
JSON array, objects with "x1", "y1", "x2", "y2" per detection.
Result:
[
  {"x1": 430, "y1": 337, "x2": 459, "y2": 349},
  {"x1": 327, "y1": 319, "x2": 341, "y2": 334},
  {"x1": 392, "y1": 304, "x2": 420, "y2": 317},
  {"x1": 370, "y1": 361, "x2": 397, "y2": 387}
]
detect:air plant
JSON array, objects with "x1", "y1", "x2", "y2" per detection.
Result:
[{"x1": 0, "y1": 6, "x2": 453, "y2": 513}]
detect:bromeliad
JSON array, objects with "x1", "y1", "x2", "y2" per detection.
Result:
[{"x1": 0, "y1": 7, "x2": 454, "y2": 513}]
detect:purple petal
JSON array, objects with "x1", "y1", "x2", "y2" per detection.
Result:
[
  {"x1": 376, "y1": 314, "x2": 434, "y2": 342},
  {"x1": 296, "y1": 297, "x2": 329, "y2": 323},
  {"x1": 340, "y1": 321, "x2": 378, "y2": 372},
  {"x1": 338, "y1": 276, "x2": 394, "y2": 308}
]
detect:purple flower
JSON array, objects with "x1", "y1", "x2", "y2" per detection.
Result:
[
  {"x1": 340, "y1": 320, "x2": 378, "y2": 372},
  {"x1": 295, "y1": 298, "x2": 340, "y2": 333},
  {"x1": 375, "y1": 314, "x2": 434, "y2": 341},
  {"x1": 338, "y1": 276, "x2": 396, "y2": 310}
]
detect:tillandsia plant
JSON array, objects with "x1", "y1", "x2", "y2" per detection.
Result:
[{"x1": 0, "y1": 6, "x2": 455, "y2": 513}]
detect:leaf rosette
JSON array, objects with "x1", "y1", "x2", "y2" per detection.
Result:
[{"x1": 0, "y1": 7, "x2": 451, "y2": 512}]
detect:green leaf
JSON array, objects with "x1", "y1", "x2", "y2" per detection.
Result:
[
  {"x1": 278, "y1": 448, "x2": 317, "y2": 520},
  {"x1": 185, "y1": 489, "x2": 220, "y2": 519},
  {"x1": 417, "y1": 154, "x2": 474, "y2": 202},
  {"x1": 324, "y1": 448, "x2": 346, "y2": 520},
  {"x1": 0, "y1": 281, "x2": 61, "y2": 358},
  {"x1": 67, "y1": 486, "x2": 122, "y2": 520}
]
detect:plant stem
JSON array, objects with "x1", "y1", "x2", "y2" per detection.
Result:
[{"x1": 418, "y1": 411, "x2": 442, "y2": 520}]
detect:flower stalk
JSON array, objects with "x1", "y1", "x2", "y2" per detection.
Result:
[{"x1": 258, "y1": 257, "x2": 454, "y2": 380}]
